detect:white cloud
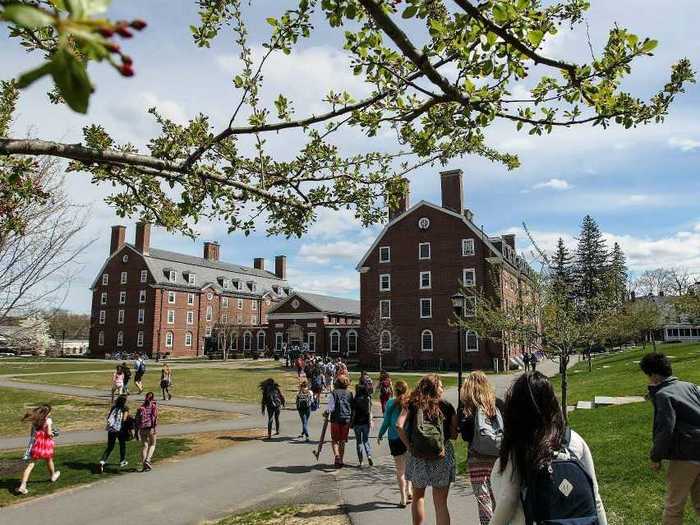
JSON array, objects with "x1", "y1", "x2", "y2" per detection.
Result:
[
  {"x1": 668, "y1": 137, "x2": 700, "y2": 152},
  {"x1": 298, "y1": 239, "x2": 373, "y2": 264},
  {"x1": 286, "y1": 266, "x2": 359, "y2": 297},
  {"x1": 306, "y1": 208, "x2": 372, "y2": 239},
  {"x1": 532, "y1": 178, "x2": 572, "y2": 191}
]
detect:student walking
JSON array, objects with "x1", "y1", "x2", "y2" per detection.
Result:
[
  {"x1": 310, "y1": 364, "x2": 324, "y2": 407},
  {"x1": 378, "y1": 371, "x2": 393, "y2": 414},
  {"x1": 378, "y1": 380, "x2": 413, "y2": 506},
  {"x1": 459, "y1": 371, "x2": 504, "y2": 525},
  {"x1": 98, "y1": 395, "x2": 132, "y2": 472},
  {"x1": 352, "y1": 383, "x2": 374, "y2": 466},
  {"x1": 490, "y1": 372, "x2": 607, "y2": 525},
  {"x1": 17, "y1": 405, "x2": 60, "y2": 494},
  {"x1": 359, "y1": 370, "x2": 374, "y2": 396},
  {"x1": 111, "y1": 365, "x2": 125, "y2": 403},
  {"x1": 260, "y1": 378, "x2": 285, "y2": 439},
  {"x1": 160, "y1": 364, "x2": 173, "y2": 400},
  {"x1": 296, "y1": 380, "x2": 314, "y2": 441},
  {"x1": 640, "y1": 352, "x2": 700, "y2": 525},
  {"x1": 134, "y1": 354, "x2": 146, "y2": 394},
  {"x1": 121, "y1": 362, "x2": 131, "y2": 395},
  {"x1": 397, "y1": 374, "x2": 458, "y2": 525},
  {"x1": 326, "y1": 374, "x2": 353, "y2": 468},
  {"x1": 135, "y1": 392, "x2": 158, "y2": 472}
]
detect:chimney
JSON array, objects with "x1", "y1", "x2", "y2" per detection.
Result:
[
  {"x1": 203, "y1": 241, "x2": 220, "y2": 262},
  {"x1": 440, "y1": 169, "x2": 464, "y2": 214},
  {"x1": 502, "y1": 234, "x2": 516, "y2": 249},
  {"x1": 275, "y1": 255, "x2": 287, "y2": 280},
  {"x1": 388, "y1": 179, "x2": 410, "y2": 221},
  {"x1": 110, "y1": 225, "x2": 126, "y2": 255},
  {"x1": 135, "y1": 222, "x2": 151, "y2": 255},
  {"x1": 254, "y1": 257, "x2": 265, "y2": 271}
]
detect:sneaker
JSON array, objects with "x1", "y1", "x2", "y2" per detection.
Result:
[
  {"x1": 97, "y1": 461, "x2": 105, "y2": 474},
  {"x1": 119, "y1": 460, "x2": 128, "y2": 468},
  {"x1": 143, "y1": 461, "x2": 152, "y2": 472},
  {"x1": 17, "y1": 486, "x2": 28, "y2": 495},
  {"x1": 50, "y1": 471, "x2": 61, "y2": 483},
  {"x1": 368, "y1": 456, "x2": 374, "y2": 466}
]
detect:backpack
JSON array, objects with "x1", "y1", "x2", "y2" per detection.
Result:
[
  {"x1": 136, "y1": 404, "x2": 156, "y2": 429},
  {"x1": 353, "y1": 395, "x2": 371, "y2": 424},
  {"x1": 410, "y1": 407, "x2": 445, "y2": 460},
  {"x1": 105, "y1": 408, "x2": 123, "y2": 432},
  {"x1": 521, "y1": 428, "x2": 599, "y2": 525},
  {"x1": 470, "y1": 407, "x2": 503, "y2": 457},
  {"x1": 296, "y1": 392, "x2": 310, "y2": 412},
  {"x1": 380, "y1": 380, "x2": 392, "y2": 397},
  {"x1": 268, "y1": 388, "x2": 282, "y2": 409}
]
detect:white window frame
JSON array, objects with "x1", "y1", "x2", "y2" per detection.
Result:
[
  {"x1": 139, "y1": 289, "x2": 146, "y2": 303},
  {"x1": 379, "y1": 273, "x2": 391, "y2": 292},
  {"x1": 167, "y1": 309, "x2": 175, "y2": 324},
  {"x1": 462, "y1": 268, "x2": 476, "y2": 287},
  {"x1": 243, "y1": 331, "x2": 252, "y2": 351},
  {"x1": 307, "y1": 332, "x2": 316, "y2": 352},
  {"x1": 99, "y1": 310, "x2": 106, "y2": 324},
  {"x1": 185, "y1": 331, "x2": 193, "y2": 347},
  {"x1": 465, "y1": 330, "x2": 479, "y2": 352},
  {"x1": 205, "y1": 326, "x2": 212, "y2": 337},
  {"x1": 120, "y1": 271, "x2": 127, "y2": 284},
  {"x1": 347, "y1": 330, "x2": 358, "y2": 354},
  {"x1": 420, "y1": 271, "x2": 431, "y2": 290},
  {"x1": 100, "y1": 292, "x2": 107, "y2": 305},
  {"x1": 187, "y1": 293, "x2": 195, "y2": 305},
  {"x1": 137, "y1": 331, "x2": 144, "y2": 347},
  {"x1": 188, "y1": 273, "x2": 196, "y2": 286},
  {"x1": 102, "y1": 274, "x2": 109, "y2": 286},
  {"x1": 168, "y1": 291, "x2": 176, "y2": 304},
  {"x1": 222, "y1": 297, "x2": 229, "y2": 308},
  {"x1": 165, "y1": 331, "x2": 174, "y2": 348},
  {"x1": 119, "y1": 291, "x2": 126, "y2": 305},
  {"x1": 465, "y1": 296, "x2": 476, "y2": 317},
  {"x1": 419, "y1": 242, "x2": 431, "y2": 260},
  {"x1": 98, "y1": 331, "x2": 104, "y2": 346},
  {"x1": 379, "y1": 246, "x2": 391, "y2": 263},
  {"x1": 237, "y1": 298, "x2": 243, "y2": 310},
  {"x1": 421, "y1": 329, "x2": 434, "y2": 352},
  {"x1": 251, "y1": 314, "x2": 257, "y2": 325},
  {"x1": 116, "y1": 331, "x2": 124, "y2": 347},
  {"x1": 186, "y1": 310, "x2": 194, "y2": 325},
  {"x1": 275, "y1": 332, "x2": 283, "y2": 351},
  {"x1": 168, "y1": 270, "x2": 177, "y2": 283},
  {"x1": 257, "y1": 331, "x2": 266, "y2": 350},
  {"x1": 206, "y1": 305, "x2": 213, "y2": 322},
  {"x1": 140, "y1": 269, "x2": 148, "y2": 283},
  {"x1": 252, "y1": 301, "x2": 257, "y2": 311},
  {"x1": 380, "y1": 330, "x2": 391, "y2": 352},
  {"x1": 462, "y1": 238, "x2": 475, "y2": 256},
  {"x1": 117, "y1": 309, "x2": 125, "y2": 324},
  {"x1": 330, "y1": 330, "x2": 341, "y2": 353},
  {"x1": 420, "y1": 298, "x2": 432, "y2": 319},
  {"x1": 380, "y1": 299, "x2": 391, "y2": 319},
  {"x1": 137, "y1": 308, "x2": 145, "y2": 324}
]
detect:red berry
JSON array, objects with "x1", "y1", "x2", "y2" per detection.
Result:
[
  {"x1": 97, "y1": 27, "x2": 114, "y2": 38},
  {"x1": 121, "y1": 55, "x2": 133, "y2": 66},
  {"x1": 116, "y1": 27, "x2": 133, "y2": 38},
  {"x1": 119, "y1": 64, "x2": 135, "y2": 77},
  {"x1": 130, "y1": 19, "x2": 147, "y2": 30}
]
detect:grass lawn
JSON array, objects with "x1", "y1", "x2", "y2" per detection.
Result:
[
  {"x1": 0, "y1": 361, "x2": 118, "y2": 376},
  {"x1": 0, "y1": 387, "x2": 231, "y2": 437},
  {"x1": 0, "y1": 437, "x2": 190, "y2": 507},
  {"x1": 20, "y1": 367, "x2": 299, "y2": 404},
  {"x1": 550, "y1": 341, "x2": 700, "y2": 406},
  {"x1": 214, "y1": 504, "x2": 349, "y2": 525}
]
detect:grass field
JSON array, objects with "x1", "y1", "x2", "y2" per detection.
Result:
[
  {"x1": 0, "y1": 361, "x2": 118, "y2": 376},
  {"x1": 0, "y1": 387, "x2": 231, "y2": 438}
]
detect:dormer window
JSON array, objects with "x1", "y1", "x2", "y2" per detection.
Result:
[
  {"x1": 187, "y1": 273, "x2": 196, "y2": 286},
  {"x1": 248, "y1": 281, "x2": 256, "y2": 292},
  {"x1": 167, "y1": 270, "x2": 176, "y2": 283},
  {"x1": 232, "y1": 280, "x2": 240, "y2": 290}
]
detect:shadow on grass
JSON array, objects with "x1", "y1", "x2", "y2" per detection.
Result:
[
  {"x1": 267, "y1": 464, "x2": 337, "y2": 474},
  {"x1": 216, "y1": 435, "x2": 259, "y2": 443}
]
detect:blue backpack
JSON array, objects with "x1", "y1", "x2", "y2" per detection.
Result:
[{"x1": 521, "y1": 428, "x2": 599, "y2": 525}]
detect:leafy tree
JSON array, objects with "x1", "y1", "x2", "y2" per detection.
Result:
[
  {"x1": 46, "y1": 309, "x2": 90, "y2": 339},
  {"x1": 605, "y1": 242, "x2": 628, "y2": 307},
  {"x1": 624, "y1": 298, "x2": 662, "y2": 350},
  {"x1": 1, "y1": 0, "x2": 694, "y2": 237},
  {"x1": 573, "y1": 215, "x2": 608, "y2": 321}
]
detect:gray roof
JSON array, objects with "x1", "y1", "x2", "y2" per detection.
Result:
[{"x1": 270, "y1": 291, "x2": 360, "y2": 316}]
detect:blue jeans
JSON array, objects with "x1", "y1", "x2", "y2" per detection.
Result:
[
  {"x1": 298, "y1": 409, "x2": 310, "y2": 438},
  {"x1": 354, "y1": 424, "x2": 371, "y2": 462}
]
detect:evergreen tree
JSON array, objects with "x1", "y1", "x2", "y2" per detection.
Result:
[
  {"x1": 606, "y1": 242, "x2": 628, "y2": 307},
  {"x1": 551, "y1": 238, "x2": 575, "y2": 301},
  {"x1": 573, "y1": 215, "x2": 609, "y2": 321}
]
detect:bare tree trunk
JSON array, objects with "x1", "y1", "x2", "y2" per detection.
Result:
[
  {"x1": 560, "y1": 352, "x2": 570, "y2": 425},
  {"x1": 651, "y1": 330, "x2": 657, "y2": 351},
  {"x1": 587, "y1": 346, "x2": 592, "y2": 373}
]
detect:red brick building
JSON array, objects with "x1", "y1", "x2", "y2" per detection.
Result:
[
  {"x1": 266, "y1": 292, "x2": 361, "y2": 356},
  {"x1": 356, "y1": 169, "x2": 533, "y2": 371},
  {"x1": 89, "y1": 223, "x2": 290, "y2": 358}
]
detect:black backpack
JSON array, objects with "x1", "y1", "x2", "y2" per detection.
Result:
[
  {"x1": 268, "y1": 388, "x2": 282, "y2": 409},
  {"x1": 521, "y1": 428, "x2": 599, "y2": 525}
]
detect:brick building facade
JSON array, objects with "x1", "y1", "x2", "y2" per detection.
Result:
[
  {"x1": 89, "y1": 223, "x2": 290, "y2": 358},
  {"x1": 356, "y1": 169, "x2": 533, "y2": 371}
]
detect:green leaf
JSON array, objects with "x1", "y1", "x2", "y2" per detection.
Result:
[
  {"x1": 517, "y1": 0, "x2": 530, "y2": 9},
  {"x1": 527, "y1": 30, "x2": 544, "y2": 48},
  {"x1": 84, "y1": 0, "x2": 111, "y2": 15},
  {"x1": 50, "y1": 48, "x2": 92, "y2": 113},
  {"x1": 345, "y1": 4, "x2": 357, "y2": 19},
  {"x1": 641, "y1": 39, "x2": 658, "y2": 53},
  {"x1": 266, "y1": 17, "x2": 277, "y2": 26},
  {"x1": 402, "y1": 6, "x2": 418, "y2": 19},
  {"x1": 492, "y1": 3, "x2": 508, "y2": 24},
  {"x1": 16, "y1": 61, "x2": 55, "y2": 88},
  {"x1": 2, "y1": 5, "x2": 54, "y2": 29}
]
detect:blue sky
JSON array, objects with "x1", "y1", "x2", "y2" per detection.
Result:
[{"x1": 3, "y1": 1, "x2": 700, "y2": 313}]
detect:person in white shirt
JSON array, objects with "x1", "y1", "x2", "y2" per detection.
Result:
[{"x1": 489, "y1": 372, "x2": 607, "y2": 525}]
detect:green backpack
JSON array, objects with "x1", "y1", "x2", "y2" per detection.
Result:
[{"x1": 410, "y1": 407, "x2": 445, "y2": 460}]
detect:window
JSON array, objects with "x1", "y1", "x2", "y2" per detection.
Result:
[
  {"x1": 307, "y1": 332, "x2": 316, "y2": 352},
  {"x1": 102, "y1": 274, "x2": 109, "y2": 285},
  {"x1": 252, "y1": 301, "x2": 257, "y2": 311},
  {"x1": 98, "y1": 331, "x2": 104, "y2": 346},
  {"x1": 237, "y1": 314, "x2": 242, "y2": 324},
  {"x1": 462, "y1": 238, "x2": 475, "y2": 256},
  {"x1": 139, "y1": 289, "x2": 146, "y2": 303},
  {"x1": 257, "y1": 331, "x2": 265, "y2": 350},
  {"x1": 138, "y1": 309, "x2": 145, "y2": 324},
  {"x1": 347, "y1": 330, "x2": 358, "y2": 354},
  {"x1": 243, "y1": 331, "x2": 252, "y2": 351},
  {"x1": 100, "y1": 292, "x2": 107, "y2": 305},
  {"x1": 188, "y1": 273, "x2": 196, "y2": 286},
  {"x1": 116, "y1": 331, "x2": 124, "y2": 347},
  {"x1": 168, "y1": 291, "x2": 176, "y2": 304},
  {"x1": 185, "y1": 332, "x2": 193, "y2": 347},
  {"x1": 230, "y1": 333, "x2": 238, "y2": 350},
  {"x1": 275, "y1": 332, "x2": 283, "y2": 351},
  {"x1": 168, "y1": 270, "x2": 176, "y2": 283},
  {"x1": 140, "y1": 269, "x2": 148, "y2": 283},
  {"x1": 251, "y1": 315, "x2": 257, "y2": 325},
  {"x1": 120, "y1": 271, "x2": 127, "y2": 284},
  {"x1": 465, "y1": 296, "x2": 476, "y2": 317},
  {"x1": 380, "y1": 299, "x2": 391, "y2": 319},
  {"x1": 221, "y1": 313, "x2": 228, "y2": 324},
  {"x1": 187, "y1": 293, "x2": 195, "y2": 305},
  {"x1": 466, "y1": 331, "x2": 479, "y2": 352},
  {"x1": 330, "y1": 330, "x2": 340, "y2": 353},
  {"x1": 462, "y1": 268, "x2": 476, "y2": 287},
  {"x1": 237, "y1": 298, "x2": 243, "y2": 310},
  {"x1": 119, "y1": 291, "x2": 126, "y2": 304},
  {"x1": 137, "y1": 331, "x2": 144, "y2": 347},
  {"x1": 122, "y1": 254, "x2": 129, "y2": 263},
  {"x1": 420, "y1": 271, "x2": 431, "y2": 289},
  {"x1": 206, "y1": 305, "x2": 212, "y2": 321},
  {"x1": 118, "y1": 309, "x2": 125, "y2": 324},
  {"x1": 99, "y1": 310, "x2": 106, "y2": 324},
  {"x1": 379, "y1": 274, "x2": 391, "y2": 292},
  {"x1": 165, "y1": 331, "x2": 174, "y2": 347},
  {"x1": 380, "y1": 330, "x2": 391, "y2": 352},
  {"x1": 205, "y1": 326, "x2": 212, "y2": 337},
  {"x1": 167, "y1": 309, "x2": 175, "y2": 324},
  {"x1": 379, "y1": 246, "x2": 391, "y2": 263},
  {"x1": 186, "y1": 311, "x2": 194, "y2": 325},
  {"x1": 419, "y1": 242, "x2": 431, "y2": 260},
  {"x1": 250, "y1": 282, "x2": 257, "y2": 292},
  {"x1": 421, "y1": 330, "x2": 434, "y2": 352},
  {"x1": 222, "y1": 297, "x2": 229, "y2": 308},
  {"x1": 420, "y1": 298, "x2": 432, "y2": 319},
  {"x1": 233, "y1": 280, "x2": 240, "y2": 290}
]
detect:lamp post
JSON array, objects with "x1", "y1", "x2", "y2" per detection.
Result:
[{"x1": 451, "y1": 293, "x2": 465, "y2": 413}]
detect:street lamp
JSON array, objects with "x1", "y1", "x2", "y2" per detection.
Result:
[{"x1": 451, "y1": 293, "x2": 465, "y2": 413}]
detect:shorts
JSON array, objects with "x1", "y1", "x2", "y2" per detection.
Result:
[
  {"x1": 135, "y1": 372, "x2": 144, "y2": 382},
  {"x1": 389, "y1": 438, "x2": 407, "y2": 457},
  {"x1": 330, "y1": 422, "x2": 350, "y2": 442}
]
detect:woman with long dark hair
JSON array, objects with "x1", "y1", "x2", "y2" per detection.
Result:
[
  {"x1": 260, "y1": 378, "x2": 285, "y2": 439},
  {"x1": 98, "y1": 394, "x2": 131, "y2": 472},
  {"x1": 397, "y1": 374, "x2": 457, "y2": 525},
  {"x1": 17, "y1": 405, "x2": 60, "y2": 494},
  {"x1": 490, "y1": 372, "x2": 607, "y2": 525}
]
